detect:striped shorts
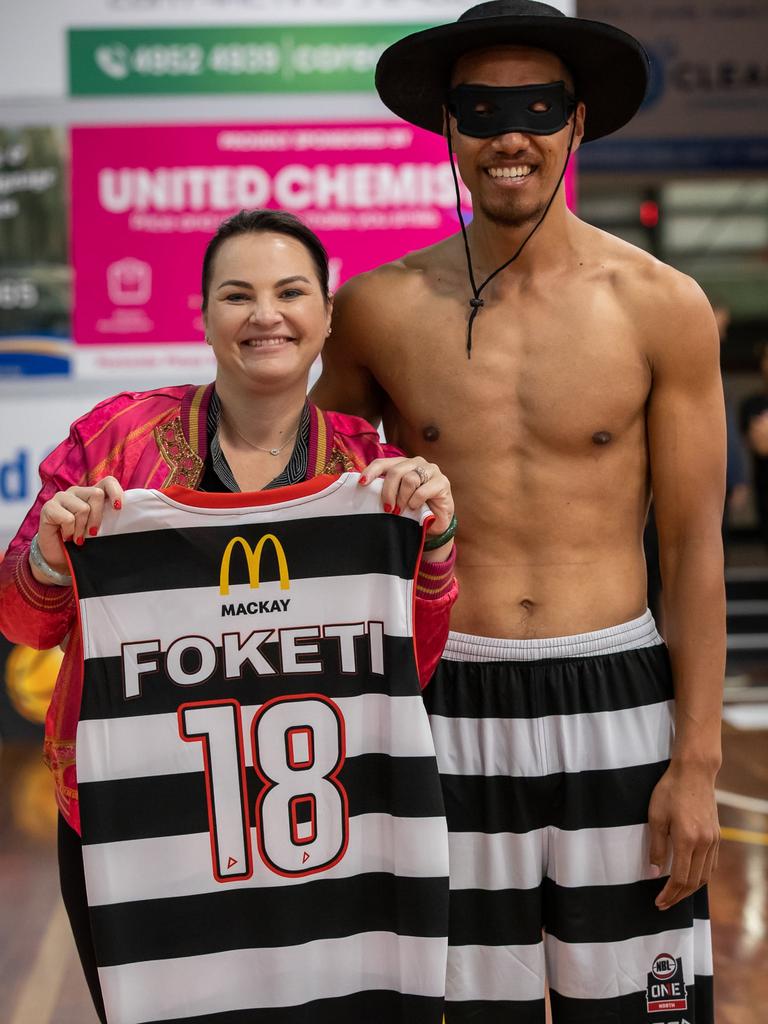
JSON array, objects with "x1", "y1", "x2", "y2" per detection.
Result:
[{"x1": 423, "y1": 610, "x2": 714, "y2": 1023}]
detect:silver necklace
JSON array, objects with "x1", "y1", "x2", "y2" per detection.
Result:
[{"x1": 223, "y1": 413, "x2": 300, "y2": 457}]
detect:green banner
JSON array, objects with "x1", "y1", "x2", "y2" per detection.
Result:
[{"x1": 68, "y1": 24, "x2": 426, "y2": 96}]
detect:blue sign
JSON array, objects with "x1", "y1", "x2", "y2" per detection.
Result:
[
  {"x1": 581, "y1": 136, "x2": 768, "y2": 173},
  {"x1": 0, "y1": 338, "x2": 72, "y2": 377}
]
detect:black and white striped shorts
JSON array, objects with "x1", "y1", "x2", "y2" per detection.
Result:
[{"x1": 423, "y1": 610, "x2": 714, "y2": 1023}]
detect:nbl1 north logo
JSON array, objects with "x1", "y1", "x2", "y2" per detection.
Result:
[{"x1": 646, "y1": 953, "x2": 688, "y2": 1015}]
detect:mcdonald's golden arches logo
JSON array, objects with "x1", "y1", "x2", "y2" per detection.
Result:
[{"x1": 219, "y1": 535, "x2": 290, "y2": 596}]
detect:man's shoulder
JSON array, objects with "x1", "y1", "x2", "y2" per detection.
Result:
[
  {"x1": 582, "y1": 226, "x2": 710, "y2": 326},
  {"x1": 571, "y1": 224, "x2": 717, "y2": 371},
  {"x1": 336, "y1": 237, "x2": 457, "y2": 309}
]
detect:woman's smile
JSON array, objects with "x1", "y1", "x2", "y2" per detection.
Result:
[{"x1": 240, "y1": 334, "x2": 297, "y2": 349}]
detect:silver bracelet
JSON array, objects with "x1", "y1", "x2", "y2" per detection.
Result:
[{"x1": 29, "y1": 534, "x2": 73, "y2": 587}]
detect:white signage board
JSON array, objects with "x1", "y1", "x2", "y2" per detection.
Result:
[
  {"x1": 2, "y1": 0, "x2": 573, "y2": 99},
  {"x1": 0, "y1": 385, "x2": 151, "y2": 548}
]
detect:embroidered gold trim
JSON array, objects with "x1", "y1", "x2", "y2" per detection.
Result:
[
  {"x1": 314, "y1": 408, "x2": 328, "y2": 474},
  {"x1": 44, "y1": 750, "x2": 76, "y2": 770},
  {"x1": 418, "y1": 567, "x2": 454, "y2": 582},
  {"x1": 155, "y1": 416, "x2": 204, "y2": 488},
  {"x1": 415, "y1": 581, "x2": 454, "y2": 595},
  {"x1": 187, "y1": 384, "x2": 207, "y2": 454},
  {"x1": 322, "y1": 447, "x2": 356, "y2": 474},
  {"x1": 44, "y1": 740, "x2": 77, "y2": 803},
  {"x1": 15, "y1": 555, "x2": 73, "y2": 610},
  {"x1": 45, "y1": 737, "x2": 77, "y2": 752}
]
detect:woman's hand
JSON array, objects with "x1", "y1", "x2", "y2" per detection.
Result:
[
  {"x1": 359, "y1": 457, "x2": 454, "y2": 537},
  {"x1": 34, "y1": 477, "x2": 124, "y2": 576}
]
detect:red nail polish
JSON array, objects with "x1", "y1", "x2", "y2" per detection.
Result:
[
  {"x1": 359, "y1": 475, "x2": 367, "y2": 485},
  {"x1": 89, "y1": 527, "x2": 98, "y2": 536},
  {"x1": 383, "y1": 503, "x2": 392, "y2": 513},
  {"x1": 394, "y1": 505, "x2": 401, "y2": 515},
  {"x1": 113, "y1": 499, "x2": 122, "y2": 510},
  {"x1": 75, "y1": 536, "x2": 84, "y2": 546}
]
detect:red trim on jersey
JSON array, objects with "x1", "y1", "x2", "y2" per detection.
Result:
[
  {"x1": 62, "y1": 539, "x2": 84, "y2": 691},
  {"x1": 162, "y1": 475, "x2": 340, "y2": 508},
  {"x1": 411, "y1": 513, "x2": 435, "y2": 686}
]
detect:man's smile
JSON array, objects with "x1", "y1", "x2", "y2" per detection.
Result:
[{"x1": 486, "y1": 164, "x2": 534, "y2": 181}]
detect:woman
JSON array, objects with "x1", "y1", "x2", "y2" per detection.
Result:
[{"x1": 0, "y1": 209, "x2": 457, "y2": 1023}]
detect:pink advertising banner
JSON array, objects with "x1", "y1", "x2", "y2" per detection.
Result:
[{"x1": 71, "y1": 122, "x2": 576, "y2": 346}]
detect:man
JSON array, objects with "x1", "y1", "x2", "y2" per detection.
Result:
[{"x1": 312, "y1": 2, "x2": 724, "y2": 1020}]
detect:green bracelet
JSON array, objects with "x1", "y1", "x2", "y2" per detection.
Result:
[{"x1": 423, "y1": 513, "x2": 458, "y2": 551}]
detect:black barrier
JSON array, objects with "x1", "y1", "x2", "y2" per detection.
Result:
[{"x1": 0, "y1": 631, "x2": 56, "y2": 741}]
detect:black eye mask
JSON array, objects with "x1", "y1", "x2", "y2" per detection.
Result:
[{"x1": 448, "y1": 81, "x2": 576, "y2": 138}]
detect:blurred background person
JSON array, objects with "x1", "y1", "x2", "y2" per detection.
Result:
[
  {"x1": 712, "y1": 300, "x2": 749, "y2": 540},
  {"x1": 740, "y1": 341, "x2": 768, "y2": 549}
]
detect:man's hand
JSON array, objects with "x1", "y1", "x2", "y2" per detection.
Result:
[{"x1": 648, "y1": 761, "x2": 720, "y2": 910}]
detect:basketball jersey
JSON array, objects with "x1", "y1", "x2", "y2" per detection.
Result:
[{"x1": 67, "y1": 473, "x2": 449, "y2": 1024}]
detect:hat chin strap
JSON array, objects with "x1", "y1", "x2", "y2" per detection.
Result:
[{"x1": 446, "y1": 116, "x2": 577, "y2": 358}]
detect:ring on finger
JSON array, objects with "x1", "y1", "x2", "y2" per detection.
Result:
[{"x1": 414, "y1": 465, "x2": 430, "y2": 487}]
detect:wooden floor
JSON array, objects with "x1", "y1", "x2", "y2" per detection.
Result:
[{"x1": 1, "y1": 728, "x2": 766, "y2": 1024}]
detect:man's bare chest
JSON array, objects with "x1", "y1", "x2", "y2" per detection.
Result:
[{"x1": 374, "y1": 303, "x2": 651, "y2": 456}]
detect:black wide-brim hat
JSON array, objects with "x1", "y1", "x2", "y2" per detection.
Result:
[{"x1": 375, "y1": 0, "x2": 649, "y2": 143}]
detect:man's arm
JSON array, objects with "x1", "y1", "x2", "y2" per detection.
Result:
[
  {"x1": 644, "y1": 272, "x2": 725, "y2": 909},
  {"x1": 311, "y1": 275, "x2": 387, "y2": 425}
]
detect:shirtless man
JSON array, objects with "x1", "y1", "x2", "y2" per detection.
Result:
[{"x1": 312, "y1": 3, "x2": 724, "y2": 1021}]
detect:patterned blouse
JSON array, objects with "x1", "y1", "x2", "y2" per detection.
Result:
[{"x1": 202, "y1": 390, "x2": 310, "y2": 492}]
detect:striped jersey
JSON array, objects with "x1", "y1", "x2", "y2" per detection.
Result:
[{"x1": 67, "y1": 474, "x2": 449, "y2": 1024}]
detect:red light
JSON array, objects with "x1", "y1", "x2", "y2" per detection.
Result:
[{"x1": 640, "y1": 200, "x2": 659, "y2": 228}]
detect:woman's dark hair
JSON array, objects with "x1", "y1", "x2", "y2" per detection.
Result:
[{"x1": 201, "y1": 209, "x2": 330, "y2": 311}]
